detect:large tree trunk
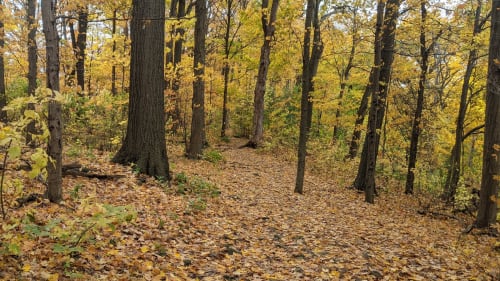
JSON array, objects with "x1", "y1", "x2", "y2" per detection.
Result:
[
  {"x1": 41, "y1": 0, "x2": 63, "y2": 203},
  {"x1": 0, "y1": 0, "x2": 7, "y2": 122},
  {"x1": 245, "y1": 0, "x2": 279, "y2": 148},
  {"x1": 353, "y1": 0, "x2": 401, "y2": 197},
  {"x1": 295, "y1": 0, "x2": 323, "y2": 194},
  {"x1": 26, "y1": 0, "x2": 38, "y2": 146},
  {"x1": 443, "y1": 0, "x2": 483, "y2": 202},
  {"x1": 476, "y1": 0, "x2": 500, "y2": 228},
  {"x1": 405, "y1": 0, "x2": 431, "y2": 194},
  {"x1": 113, "y1": 0, "x2": 170, "y2": 179},
  {"x1": 187, "y1": 0, "x2": 208, "y2": 159}
]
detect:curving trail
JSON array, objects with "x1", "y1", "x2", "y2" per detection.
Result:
[
  {"x1": 167, "y1": 139, "x2": 498, "y2": 280},
  {"x1": 1, "y1": 138, "x2": 498, "y2": 280}
]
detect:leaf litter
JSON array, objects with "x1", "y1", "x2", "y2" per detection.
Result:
[{"x1": 0, "y1": 139, "x2": 498, "y2": 280}]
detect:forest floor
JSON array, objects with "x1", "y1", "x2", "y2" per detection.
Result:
[{"x1": 0, "y1": 138, "x2": 499, "y2": 280}]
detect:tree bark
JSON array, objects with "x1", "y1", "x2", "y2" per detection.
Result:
[
  {"x1": 295, "y1": 0, "x2": 323, "y2": 194},
  {"x1": 476, "y1": 0, "x2": 500, "y2": 228},
  {"x1": 0, "y1": 0, "x2": 7, "y2": 122},
  {"x1": 113, "y1": 0, "x2": 170, "y2": 179},
  {"x1": 221, "y1": 0, "x2": 233, "y2": 138},
  {"x1": 361, "y1": 0, "x2": 385, "y2": 203},
  {"x1": 353, "y1": 0, "x2": 401, "y2": 198},
  {"x1": 111, "y1": 9, "x2": 117, "y2": 95},
  {"x1": 405, "y1": 0, "x2": 430, "y2": 194},
  {"x1": 245, "y1": 0, "x2": 280, "y2": 148},
  {"x1": 187, "y1": 0, "x2": 208, "y2": 159},
  {"x1": 346, "y1": 69, "x2": 373, "y2": 159},
  {"x1": 41, "y1": 0, "x2": 63, "y2": 203},
  {"x1": 76, "y1": 8, "x2": 88, "y2": 92},
  {"x1": 166, "y1": 0, "x2": 186, "y2": 134},
  {"x1": 26, "y1": 0, "x2": 38, "y2": 146},
  {"x1": 333, "y1": 27, "x2": 357, "y2": 143},
  {"x1": 443, "y1": 0, "x2": 483, "y2": 202}
]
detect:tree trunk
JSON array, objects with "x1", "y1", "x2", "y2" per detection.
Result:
[
  {"x1": 111, "y1": 9, "x2": 117, "y2": 95},
  {"x1": 405, "y1": 0, "x2": 430, "y2": 194},
  {"x1": 476, "y1": 0, "x2": 500, "y2": 228},
  {"x1": 113, "y1": 0, "x2": 170, "y2": 179},
  {"x1": 166, "y1": 0, "x2": 186, "y2": 134},
  {"x1": 353, "y1": 0, "x2": 401, "y2": 197},
  {"x1": 333, "y1": 31, "x2": 357, "y2": 143},
  {"x1": 187, "y1": 0, "x2": 208, "y2": 159},
  {"x1": 346, "y1": 70, "x2": 373, "y2": 159},
  {"x1": 0, "y1": 0, "x2": 7, "y2": 122},
  {"x1": 221, "y1": 0, "x2": 233, "y2": 138},
  {"x1": 245, "y1": 0, "x2": 280, "y2": 148},
  {"x1": 361, "y1": 0, "x2": 385, "y2": 203},
  {"x1": 26, "y1": 0, "x2": 38, "y2": 146},
  {"x1": 76, "y1": 8, "x2": 88, "y2": 92},
  {"x1": 295, "y1": 0, "x2": 323, "y2": 194},
  {"x1": 122, "y1": 17, "x2": 129, "y2": 93},
  {"x1": 41, "y1": 0, "x2": 63, "y2": 203},
  {"x1": 443, "y1": 0, "x2": 482, "y2": 202}
]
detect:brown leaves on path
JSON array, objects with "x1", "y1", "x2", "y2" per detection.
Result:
[{"x1": 0, "y1": 138, "x2": 499, "y2": 280}]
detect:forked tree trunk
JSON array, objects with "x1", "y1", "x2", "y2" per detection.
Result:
[
  {"x1": 245, "y1": 0, "x2": 279, "y2": 148},
  {"x1": 361, "y1": 0, "x2": 385, "y2": 203},
  {"x1": 295, "y1": 0, "x2": 323, "y2": 194},
  {"x1": 41, "y1": 0, "x2": 63, "y2": 202},
  {"x1": 353, "y1": 0, "x2": 401, "y2": 198},
  {"x1": 187, "y1": 0, "x2": 208, "y2": 159},
  {"x1": 113, "y1": 0, "x2": 170, "y2": 179},
  {"x1": 476, "y1": 0, "x2": 500, "y2": 228}
]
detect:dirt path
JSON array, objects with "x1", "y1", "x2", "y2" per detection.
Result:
[
  {"x1": 169, "y1": 139, "x2": 498, "y2": 280},
  {"x1": 1, "y1": 138, "x2": 498, "y2": 280}
]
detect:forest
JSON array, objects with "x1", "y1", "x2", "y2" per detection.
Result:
[{"x1": 0, "y1": 0, "x2": 499, "y2": 279}]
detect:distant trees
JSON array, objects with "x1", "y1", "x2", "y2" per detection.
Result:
[
  {"x1": 113, "y1": 0, "x2": 170, "y2": 179},
  {"x1": 219, "y1": 0, "x2": 244, "y2": 138},
  {"x1": 187, "y1": 0, "x2": 208, "y2": 159},
  {"x1": 41, "y1": 0, "x2": 63, "y2": 202},
  {"x1": 0, "y1": 0, "x2": 495, "y2": 225},
  {"x1": 476, "y1": 0, "x2": 500, "y2": 228},
  {"x1": 405, "y1": 0, "x2": 441, "y2": 194},
  {"x1": 166, "y1": 0, "x2": 190, "y2": 134}
]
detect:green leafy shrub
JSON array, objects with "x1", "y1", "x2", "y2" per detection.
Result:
[
  {"x1": 203, "y1": 149, "x2": 224, "y2": 163},
  {"x1": 170, "y1": 173, "x2": 220, "y2": 213}
]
